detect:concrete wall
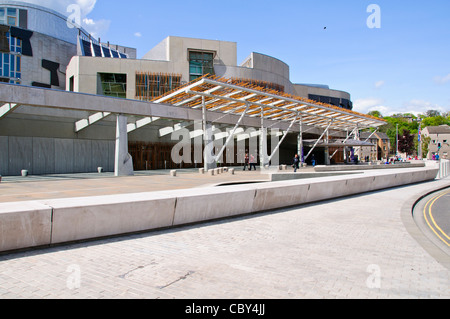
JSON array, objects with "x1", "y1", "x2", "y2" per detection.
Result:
[
  {"x1": 0, "y1": 135, "x2": 115, "y2": 176},
  {"x1": 0, "y1": 166, "x2": 439, "y2": 253},
  {"x1": 21, "y1": 31, "x2": 77, "y2": 90},
  {"x1": 66, "y1": 56, "x2": 183, "y2": 99},
  {"x1": 69, "y1": 37, "x2": 348, "y2": 100}
]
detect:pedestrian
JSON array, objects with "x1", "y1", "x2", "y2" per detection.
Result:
[
  {"x1": 311, "y1": 154, "x2": 316, "y2": 167},
  {"x1": 249, "y1": 154, "x2": 257, "y2": 171},
  {"x1": 244, "y1": 153, "x2": 249, "y2": 170},
  {"x1": 292, "y1": 154, "x2": 300, "y2": 172}
]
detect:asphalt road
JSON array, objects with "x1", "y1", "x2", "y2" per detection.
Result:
[{"x1": 415, "y1": 187, "x2": 450, "y2": 252}]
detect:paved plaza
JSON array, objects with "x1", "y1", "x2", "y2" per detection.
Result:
[{"x1": 0, "y1": 169, "x2": 449, "y2": 299}]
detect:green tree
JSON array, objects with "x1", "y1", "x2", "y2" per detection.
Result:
[
  {"x1": 422, "y1": 136, "x2": 431, "y2": 159},
  {"x1": 367, "y1": 110, "x2": 383, "y2": 118},
  {"x1": 421, "y1": 116, "x2": 450, "y2": 127},
  {"x1": 425, "y1": 110, "x2": 441, "y2": 117},
  {"x1": 398, "y1": 129, "x2": 415, "y2": 155},
  {"x1": 365, "y1": 109, "x2": 449, "y2": 154}
]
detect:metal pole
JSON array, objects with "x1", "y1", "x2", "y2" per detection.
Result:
[
  {"x1": 268, "y1": 113, "x2": 299, "y2": 162},
  {"x1": 396, "y1": 124, "x2": 399, "y2": 156},
  {"x1": 418, "y1": 118, "x2": 422, "y2": 159},
  {"x1": 260, "y1": 107, "x2": 268, "y2": 168},
  {"x1": 299, "y1": 116, "x2": 304, "y2": 163},
  {"x1": 214, "y1": 103, "x2": 250, "y2": 162},
  {"x1": 304, "y1": 121, "x2": 333, "y2": 161},
  {"x1": 330, "y1": 127, "x2": 358, "y2": 160}
]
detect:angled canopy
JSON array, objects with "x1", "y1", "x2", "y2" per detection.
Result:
[
  {"x1": 303, "y1": 139, "x2": 376, "y2": 147},
  {"x1": 153, "y1": 75, "x2": 386, "y2": 132}
]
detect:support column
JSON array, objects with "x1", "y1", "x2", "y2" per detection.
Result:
[
  {"x1": 298, "y1": 116, "x2": 304, "y2": 163},
  {"x1": 260, "y1": 108, "x2": 269, "y2": 168},
  {"x1": 202, "y1": 97, "x2": 216, "y2": 171},
  {"x1": 324, "y1": 129, "x2": 330, "y2": 165},
  {"x1": 115, "y1": 114, "x2": 134, "y2": 176}
]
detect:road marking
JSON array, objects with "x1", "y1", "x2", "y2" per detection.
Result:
[{"x1": 423, "y1": 190, "x2": 450, "y2": 247}]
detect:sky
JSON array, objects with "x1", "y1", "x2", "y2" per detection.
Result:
[{"x1": 22, "y1": 0, "x2": 450, "y2": 117}]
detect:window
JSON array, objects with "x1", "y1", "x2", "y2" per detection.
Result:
[
  {"x1": 0, "y1": 54, "x2": 21, "y2": 79},
  {"x1": 189, "y1": 51, "x2": 215, "y2": 81},
  {"x1": 0, "y1": 8, "x2": 5, "y2": 24},
  {"x1": 69, "y1": 76, "x2": 74, "y2": 92},
  {"x1": 0, "y1": 31, "x2": 22, "y2": 83},
  {"x1": 92, "y1": 43, "x2": 102, "y2": 57},
  {"x1": 98, "y1": 73, "x2": 127, "y2": 99},
  {"x1": 135, "y1": 72, "x2": 182, "y2": 101},
  {"x1": 0, "y1": 7, "x2": 20, "y2": 26}
]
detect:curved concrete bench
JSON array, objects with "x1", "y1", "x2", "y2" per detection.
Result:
[{"x1": 0, "y1": 167, "x2": 439, "y2": 253}]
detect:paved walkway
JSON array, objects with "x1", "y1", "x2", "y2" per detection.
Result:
[
  {"x1": 0, "y1": 171, "x2": 449, "y2": 299},
  {"x1": 0, "y1": 167, "x2": 274, "y2": 203}
]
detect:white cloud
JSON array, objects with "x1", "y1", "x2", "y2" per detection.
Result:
[
  {"x1": 353, "y1": 98, "x2": 385, "y2": 114},
  {"x1": 83, "y1": 18, "x2": 95, "y2": 25},
  {"x1": 402, "y1": 100, "x2": 447, "y2": 116},
  {"x1": 134, "y1": 32, "x2": 142, "y2": 38},
  {"x1": 19, "y1": 0, "x2": 110, "y2": 38},
  {"x1": 374, "y1": 80, "x2": 385, "y2": 89},
  {"x1": 433, "y1": 73, "x2": 450, "y2": 85},
  {"x1": 82, "y1": 19, "x2": 111, "y2": 39}
]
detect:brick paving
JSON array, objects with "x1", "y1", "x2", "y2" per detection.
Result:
[{"x1": 0, "y1": 174, "x2": 449, "y2": 299}]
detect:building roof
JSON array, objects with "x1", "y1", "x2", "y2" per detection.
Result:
[{"x1": 423, "y1": 125, "x2": 450, "y2": 135}]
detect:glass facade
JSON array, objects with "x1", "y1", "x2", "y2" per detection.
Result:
[
  {"x1": 189, "y1": 51, "x2": 214, "y2": 81},
  {"x1": 98, "y1": 73, "x2": 127, "y2": 99},
  {"x1": 0, "y1": 31, "x2": 22, "y2": 84}
]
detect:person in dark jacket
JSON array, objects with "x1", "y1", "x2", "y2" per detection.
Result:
[
  {"x1": 293, "y1": 154, "x2": 300, "y2": 172},
  {"x1": 244, "y1": 153, "x2": 249, "y2": 170}
]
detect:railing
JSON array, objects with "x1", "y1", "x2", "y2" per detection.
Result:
[{"x1": 438, "y1": 159, "x2": 450, "y2": 179}]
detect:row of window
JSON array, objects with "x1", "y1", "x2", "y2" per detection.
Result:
[
  {"x1": 80, "y1": 38, "x2": 128, "y2": 59},
  {"x1": 308, "y1": 94, "x2": 353, "y2": 110}
]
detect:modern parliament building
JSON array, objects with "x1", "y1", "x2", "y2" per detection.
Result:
[{"x1": 0, "y1": 1, "x2": 367, "y2": 176}]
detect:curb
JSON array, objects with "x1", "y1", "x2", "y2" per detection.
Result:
[{"x1": 400, "y1": 180, "x2": 450, "y2": 270}]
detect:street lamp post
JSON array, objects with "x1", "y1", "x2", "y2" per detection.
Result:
[
  {"x1": 396, "y1": 124, "x2": 399, "y2": 156},
  {"x1": 418, "y1": 117, "x2": 422, "y2": 159}
]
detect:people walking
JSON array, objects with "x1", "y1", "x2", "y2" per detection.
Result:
[
  {"x1": 244, "y1": 153, "x2": 249, "y2": 170},
  {"x1": 249, "y1": 154, "x2": 256, "y2": 171},
  {"x1": 293, "y1": 154, "x2": 300, "y2": 172}
]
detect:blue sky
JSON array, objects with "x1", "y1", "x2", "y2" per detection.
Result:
[{"x1": 25, "y1": 0, "x2": 450, "y2": 116}]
